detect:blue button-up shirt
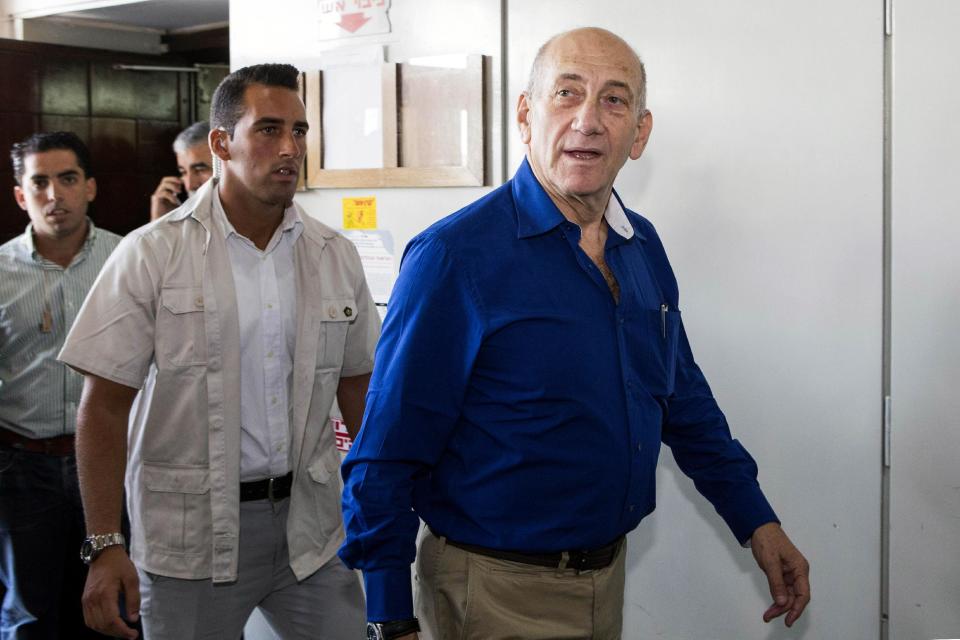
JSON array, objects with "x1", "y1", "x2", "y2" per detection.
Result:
[{"x1": 340, "y1": 159, "x2": 777, "y2": 621}]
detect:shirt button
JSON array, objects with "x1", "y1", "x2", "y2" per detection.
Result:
[
  {"x1": 266, "y1": 303, "x2": 273, "y2": 309},
  {"x1": 267, "y1": 351, "x2": 274, "y2": 358},
  {"x1": 271, "y1": 397, "x2": 277, "y2": 405},
  {"x1": 637, "y1": 442, "x2": 643, "y2": 452},
  {"x1": 629, "y1": 505, "x2": 635, "y2": 512},
  {"x1": 195, "y1": 297, "x2": 203, "y2": 307}
]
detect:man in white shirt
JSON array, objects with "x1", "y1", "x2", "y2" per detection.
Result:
[{"x1": 59, "y1": 63, "x2": 379, "y2": 640}]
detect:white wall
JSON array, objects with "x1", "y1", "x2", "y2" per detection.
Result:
[
  {"x1": 889, "y1": 1, "x2": 960, "y2": 638},
  {"x1": 230, "y1": 1, "x2": 898, "y2": 639}
]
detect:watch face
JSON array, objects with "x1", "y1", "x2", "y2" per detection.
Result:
[
  {"x1": 366, "y1": 623, "x2": 382, "y2": 640},
  {"x1": 80, "y1": 539, "x2": 95, "y2": 563}
]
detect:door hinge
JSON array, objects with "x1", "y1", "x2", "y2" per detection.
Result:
[{"x1": 883, "y1": 395, "x2": 892, "y2": 467}]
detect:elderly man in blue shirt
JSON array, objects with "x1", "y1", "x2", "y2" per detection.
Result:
[{"x1": 340, "y1": 27, "x2": 811, "y2": 640}]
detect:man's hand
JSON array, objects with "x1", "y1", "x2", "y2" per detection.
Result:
[
  {"x1": 82, "y1": 546, "x2": 141, "y2": 639},
  {"x1": 750, "y1": 522, "x2": 810, "y2": 627},
  {"x1": 150, "y1": 176, "x2": 183, "y2": 220}
]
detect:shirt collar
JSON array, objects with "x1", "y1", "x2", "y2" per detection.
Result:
[
  {"x1": 211, "y1": 185, "x2": 303, "y2": 246},
  {"x1": 512, "y1": 157, "x2": 641, "y2": 241},
  {"x1": 19, "y1": 218, "x2": 97, "y2": 264}
]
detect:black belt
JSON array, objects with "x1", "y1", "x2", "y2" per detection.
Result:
[
  {"x1": 435, "y1": 529, "x2": 623, "y2": 572},
  {"x1": 0, "y1": 428, "x2": 74, "y2": 456},
  {"x1": 239, "y1": 472, "x2": 293, "y2": 502}
]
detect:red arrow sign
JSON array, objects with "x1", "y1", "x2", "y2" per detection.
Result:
[{"x1": 337, "y1": 12, "x2": 371, "y2": 33}]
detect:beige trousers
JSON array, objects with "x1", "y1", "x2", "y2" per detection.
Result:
[{"x1": 415, "y1": 530, "x2": 625, "y2": 640}]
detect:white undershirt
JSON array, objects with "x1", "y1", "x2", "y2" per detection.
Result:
[{"x1": 212, "y1": 190, "x2": 303, "y2": 482}]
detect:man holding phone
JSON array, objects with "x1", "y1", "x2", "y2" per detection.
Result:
[{"x1": 149, "y1": 121, "x2": 213, "y2": 220}]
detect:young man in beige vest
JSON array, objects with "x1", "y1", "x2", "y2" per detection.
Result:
[{"x1": 61, "y1": 64, "x2": 379, "y2": 640}]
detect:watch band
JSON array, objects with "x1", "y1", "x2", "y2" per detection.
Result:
[
  {"x1": 80, "y1": 532, "x2": 126, "y2": 564},
  {"x1": 366, "y1": 618, "x2": 420, "y2": 640}
]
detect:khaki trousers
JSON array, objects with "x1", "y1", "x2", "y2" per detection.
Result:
[{"x1": 415, "y1": 530, "x2": 625, "y2": 640}]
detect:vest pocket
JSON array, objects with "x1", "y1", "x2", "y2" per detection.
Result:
[
  {"x1": 157, "y1": 287, "x2": 207, "y2": 367},
  {"x1": 140, "y1": 462, "x2": 210, "y2": 554},
  {"x1": 306, "y1": 451, "x2": 342, "y2": 539},
  {"x1": 316, "y1": 296, "x2": 357, "y2": 370}
]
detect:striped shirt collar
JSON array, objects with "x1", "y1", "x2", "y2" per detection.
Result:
[{"x1": 16, "y1": 218, "x2": 98, "y2": 265}]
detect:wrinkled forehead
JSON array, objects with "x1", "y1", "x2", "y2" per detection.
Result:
[{"x1": 540, "y1": 32, "x2": 642, "y2": 90}]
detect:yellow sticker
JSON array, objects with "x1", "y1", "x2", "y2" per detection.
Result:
[{"x1": 342, "y1": 197, "x2": 377, "y2": 229}]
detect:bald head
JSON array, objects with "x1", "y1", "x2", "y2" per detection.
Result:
[{"x1": 526, "y1": 28, "x2": 647, "y2": 116}]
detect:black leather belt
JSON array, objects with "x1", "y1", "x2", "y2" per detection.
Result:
[
  {"x1": 435, "y1": 529, "x2": 623, "y2": 572},
  {"x1": 239, "y1": 472, "x2": 293, "y2": 502},
  {"x1": 0, "y1": 428, "x2": 75, "y2": 456}
]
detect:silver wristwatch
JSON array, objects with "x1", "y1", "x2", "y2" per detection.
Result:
[{"x1": 80, "y1": 532, "x2": 126, "y2": 565}]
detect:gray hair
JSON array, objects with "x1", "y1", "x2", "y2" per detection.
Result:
[
  {"x1": 172, "y1": 121, "x2": 211, "y2": 155},
  {"x1": 525, "y1": 28, "x2": 648, "y2": 116}
]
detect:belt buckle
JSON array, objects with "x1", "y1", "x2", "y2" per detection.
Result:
[
  {"x1": 571, "y1": 550, "x2": 589, "y2": 573},
  {"x1": 267, "y1": 476, "x2": 276, "y2": 502}
]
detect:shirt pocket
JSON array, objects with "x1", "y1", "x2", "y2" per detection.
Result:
[
  {"x1": 306, "y1": 450, "x2": 342, "y2": 539},
  {"x1": 140, "y1": 462, "x2": 211, "y2": 555},
  {"x1": 316, "y1": 296, "x2": 357, "y2": 371},
  {"x1": 632, "y1": 306, "x2": 682, "y2": 397},
  {"x1": 157, "y1": 287, "x2": 207, "y2": 367}
]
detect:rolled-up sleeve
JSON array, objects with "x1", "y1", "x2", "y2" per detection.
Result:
[{"x1": 59, "y1": 232, "x2": 160, "y2": 389}]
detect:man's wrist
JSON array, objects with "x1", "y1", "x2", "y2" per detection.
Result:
[{"x1": 80, "y1": 532, "x2": 126, "y2": 564}]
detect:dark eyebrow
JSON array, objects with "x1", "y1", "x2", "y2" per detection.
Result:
[
  {"x1": 252, "y1": 117, "x2": 310, "y2": 130},
  {"x1": 189, "y1": 162, "x2": 211, "y2": 171},
  {"x1": 56, "y1": 169, "x2": 81, "y2": 179}
]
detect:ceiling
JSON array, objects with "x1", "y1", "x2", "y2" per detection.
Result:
[{"x1": 56, "y1": 0, "x2": 228, "y2": 33}]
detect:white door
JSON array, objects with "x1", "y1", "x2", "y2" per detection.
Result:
[{"x1": 889, "y1": 1, "x2": 960, "y2": 637}]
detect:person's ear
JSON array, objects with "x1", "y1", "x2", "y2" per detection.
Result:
[
  {"x1": 210, "y1": 128, "x2": 230, "y2": 161},
  {"x1": 85, "y1": 177, "x2": 97, "y2": 203},
  {"x1": 13, "y1": 185, "x2": 27, "y2": 211},
  {"x1": 629, "y1": 110, "x2": 654, "y2": 160},
  {"x1": 517, "y1": 92, "x2": 533, "y2": 145}
]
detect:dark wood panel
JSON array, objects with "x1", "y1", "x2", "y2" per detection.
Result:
[
  {"x1": 41, "y1": 59, "x2": 90, "y2": 116},
  {"x1": 90, "y1": 118, "x2": 137, "y2": 174},
  {"x1": 91, "y1": 62, "x2": 179, "y2": 121},
  {"x1": 39, "y1": 115, "x2": 91, "y2": 144},
  {"x1": 0, "y1": 112, "x2": 39, "y2": 168},
  {"x1": 1, "y1": 171, "x2": 28, "y2": 245},
  {"x1": 90, "y1": 173, "x2": 149, "y2": 235},
  {"x1": 136, "y1": 120, "x2": 180, "y2": 174},
  {"x1": 0, "y1": 52, "x2": 40, "y2": 113}
]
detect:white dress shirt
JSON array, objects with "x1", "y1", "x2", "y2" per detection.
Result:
[{"x1": 212, "y1": 191, "x2": 303, "y2": 482}]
